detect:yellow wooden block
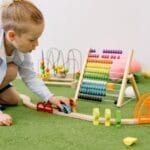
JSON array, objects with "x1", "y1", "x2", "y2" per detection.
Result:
[
  {"x1": 93, "y1": 108, "x2": 100, "y2": 126},
  {"x1": 123, "y1": 137, "x2": 138, "y2": 146},
  {"x1": 105, "y1": 108, "x2": 111, "y2": 127}
]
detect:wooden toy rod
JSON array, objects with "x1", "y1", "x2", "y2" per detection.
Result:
[
  {"x1": 74, "y1": 49, "x2": 90, "y2": 101},
  {"x1": 44, "y1": 80, "x2": 78, "y2": 87},
  {"x1": 117, "y1": 49, "x2": 134, "y2": 107},
  {"x1": 54, "y1": 110, "x2": 142, "y2": 125},
  {"x1": 128, "y1": 74, "x2": 140, "y2": 100}
]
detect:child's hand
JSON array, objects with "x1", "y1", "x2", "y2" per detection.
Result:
[
  {"x1": 0, "y1": 113, "x2": 12, "y2": 126},
  {"x1": 49, "y1": 96, "x2": 69, "y2": 110}
]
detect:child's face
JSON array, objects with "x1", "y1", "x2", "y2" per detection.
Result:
[{"x1": 12, "y1": 22, "x2": 44, "y2": 53}]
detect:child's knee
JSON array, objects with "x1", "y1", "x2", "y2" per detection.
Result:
[
  {"x1": 7, "y1": 63, "x2": 18, "y2": 81},
  {"x1": 9, "y1": 94, "x2": 20, "y2": 105}
]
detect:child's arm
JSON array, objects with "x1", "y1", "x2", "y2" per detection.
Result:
[
  {"x1": 18, "y1": 54, "x2": 70, "y2": 108},
  {"x1": 18, "y1": 54, "x2": 54, "y2": 101}
]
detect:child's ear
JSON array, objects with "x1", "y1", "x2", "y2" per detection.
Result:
[{"x1": 6, "y1": 30, "x2": 16, "y2": 41}]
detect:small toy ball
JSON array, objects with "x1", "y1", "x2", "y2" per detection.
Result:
[
  {"x1": 125, "y1": 86, "x2": 135, "y2": 98},
  {"x1": 130, "y1": 60, "x2": 142, "y2": 73},
  {"x1": 123, "y1": 137, "x2": 138, "y2": 146}
]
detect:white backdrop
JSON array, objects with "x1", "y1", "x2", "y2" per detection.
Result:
[
  {"x1": 1, "y1": 0, "x2": 150, "y2": 71},
  {"x1": 32, "y1": 0, "x2": 150, "y2": 72}
]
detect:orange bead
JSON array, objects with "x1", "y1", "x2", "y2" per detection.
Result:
[{"x1": 107, "y1": 83, "x2": 114, "y2": 91}]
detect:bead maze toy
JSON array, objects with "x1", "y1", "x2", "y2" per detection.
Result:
[
  {"x1": 74, "y1": 48, "x2": 140, "y2": 107},
  {"x1": 39, "y1": 50, "x2": 50, "y2": 81},
  {"x1": 39, "y1": 48, "x2": 82, "y2": 87}
]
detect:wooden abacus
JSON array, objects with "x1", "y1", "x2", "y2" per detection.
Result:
[{"x1": 74, "y1": 48, "x2": 140, "y2": 107}]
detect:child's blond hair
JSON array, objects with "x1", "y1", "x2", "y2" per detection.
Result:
[{"x1": 1, "y1": 0, "x2": 44, "y2": 35}]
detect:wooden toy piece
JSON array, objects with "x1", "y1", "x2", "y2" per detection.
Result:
[
  {"x1": 74, "y1": 49, "x2": 89, "y2": 101},
  {"x1": 40, "y1": 50, "x2": 45, "y2": 75},
  {"x1": 128, "y1": 74, "x2": 140, "y2": 100},
  {"x1": 123, "y1": 137, "x2": 138, "y2": 146},
  {"x1": 44, "y1": 68, "x2": 50, "y2": 80},
  {"x1": 93, "y1": 108, "x2": 100, "y2": 125},
  {"x1": 59, "y1": 104, "x2": 71, "y2": 114},
  {"x1": 105, "y1": 108, "x2": 111, "y2": 126},
  {"x1": 20, "y1": 94, "x2": 36, "y2": 110},
  {"x1": 115, "y1": 109, "x2": 121, "y2": 127},
  {"x1": 69, "y1": 99, "x2": 76, "y2": 112},
  {"x1": 44, "y1": 79, "x2": 78, "y2": 87},
  {"x1": 39, "y1": 50, "x2": 51, "y2": 81},
  {"x1": 40, "y1": 60, "x2": 45, "y2": 74},
  {"x1": 42, "y1": 48, "x2": 81, "y2": 87},
  {"x1": 52, "y1": 111, "x2": 140, "y2": 125},
  {"x1": 41, "y1": 71, "x2": 50, "y2": 81},
  {"x1": 21, "y1": 94, "x2": 150, "y2": 125},
  {"x1": 37, "y1": 102, "x2": 53, "y2": 113},
  {"x1": 37, "y1": 102, "x2": 71, "y2": 114},
  {"x1": 117, "y1": 49, "x2": 134, "y2": 107},
  {"x1": 54, "y1": 64, "x2": 67, "y2": 77},
  {"x1": 74, "y1": 49, "x2": 140, "y2": 107}
]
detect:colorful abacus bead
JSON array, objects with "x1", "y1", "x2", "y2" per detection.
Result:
[{"x1": 89, "y1": 48, "x2": 96, "y2": 53}]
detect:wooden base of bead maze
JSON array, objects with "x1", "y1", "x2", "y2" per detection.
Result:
[
  {"x1": 43, "y1": 74, "x2": 78, "y2": 88},
  {"x1": 44, "y1": 79, "x2": 78, "y2": 87},
  {"x1": 74, "y1": 49, "x2": 140, "y2": 107}
]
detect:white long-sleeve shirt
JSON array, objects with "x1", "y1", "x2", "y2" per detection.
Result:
[{"x1": 0, "y1": 29, "x2": 54, "y2": 102}]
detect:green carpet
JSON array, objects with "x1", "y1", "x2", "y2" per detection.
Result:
[{"x1": 0, "y1": 78, "x2": 150, "y2": 150}]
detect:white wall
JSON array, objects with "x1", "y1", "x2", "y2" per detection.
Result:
[
  {"x1": 1, "y1": 0, "x2": 150, "y2": 71},
  {"x1": 32, "y1": 0, "x2": 150, "y2": 72}
]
